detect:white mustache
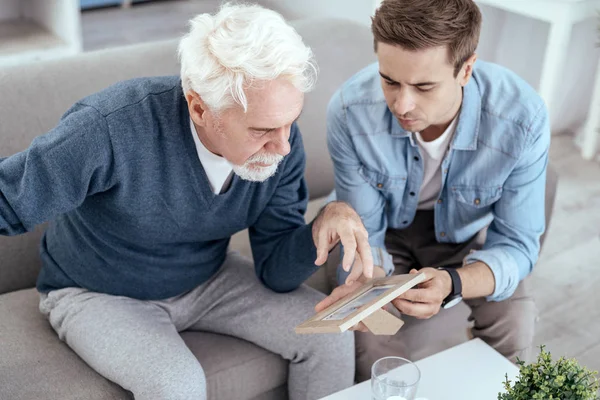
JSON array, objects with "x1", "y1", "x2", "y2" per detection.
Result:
[{"x1": 245, "y1": 153, "x2": 284, "y2": 165}]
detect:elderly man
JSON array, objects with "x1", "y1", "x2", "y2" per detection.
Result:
[
  {"x1": 317, "y1": 0, "x2": 550, "y2": 382},
  {"x1": 0, "y1": 4, "x2": 372, "y2": 399}
]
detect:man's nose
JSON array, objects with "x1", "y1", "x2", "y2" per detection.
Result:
[
  {"x1": 394, "y1": 89, "x2": 416, "y2": 116},
  {"x1": 266, "y1": 127, "x2": 291, "y2": 156}
]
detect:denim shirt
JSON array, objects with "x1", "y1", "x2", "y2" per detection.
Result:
[{"x1": 327, "y1": 61, "x2": 550, "y2": 302}]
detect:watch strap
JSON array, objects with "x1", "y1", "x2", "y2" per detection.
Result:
[{"x1": 439, "y1": 267, "x2": 462, "y2": 298}]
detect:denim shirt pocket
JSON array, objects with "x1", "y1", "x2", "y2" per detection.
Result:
[
  {"x1": 450, "y1": 186, "x2": 503, "y2": 207},
  {"x1": 359, "y1": 166, "x2": 407, "y2": 217},
  {"x1": 359, "y1": 166, "x2": 407, "y2": 191},
  {"x1": 450, "y1": 185, "x2": 503, "y2": 227}
]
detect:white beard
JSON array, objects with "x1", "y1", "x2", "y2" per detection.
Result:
[{"x1": 232, "y1": 152, "x2": 284, "y2": 182}]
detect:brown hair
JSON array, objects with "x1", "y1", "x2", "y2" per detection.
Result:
[{"x1": 372, "y1": 0, "x2": 482, "y2": 76}]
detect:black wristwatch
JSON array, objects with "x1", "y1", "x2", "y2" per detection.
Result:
[{"x1": 437, "y1": 267, "x2": 463, "y2": 309}]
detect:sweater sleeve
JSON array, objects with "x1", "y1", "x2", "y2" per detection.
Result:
[
  {"x1": 248, "y1": 122, "x2": 318, "y2": 292},
  {"x1": 0, "y1": 103, "x2": 115, "y2": 236}
]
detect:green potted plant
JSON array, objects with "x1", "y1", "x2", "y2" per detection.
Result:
[{"x1": 498, "y1": 345, "x2": 599, "y2": 400}]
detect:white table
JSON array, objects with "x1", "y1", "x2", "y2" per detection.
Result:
[{"x1": 320, "y1": 338, "x2": 519, "y2": 400}]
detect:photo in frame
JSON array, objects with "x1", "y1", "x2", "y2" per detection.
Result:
[{"x1": 295, "y1": 273, "x2": 426, "y2": 335}]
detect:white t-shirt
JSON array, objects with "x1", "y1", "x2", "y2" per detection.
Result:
[
  {"x1": 415, "y1": 117, "x2": 458, "y2": 210},
  {"x1": 190, "y1": 119, "x2": 233, "y2": 195}
]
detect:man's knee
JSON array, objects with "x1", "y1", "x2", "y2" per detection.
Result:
[
  {"x1": 501, "y1": 296, "x2": 537, "y2": 360},
  {"x1": 309, "y1": 331, "x2": 355, "y2": 376},
  {"x1": 294, "y1": 287, "x2": 355, "y2": 363},
  {"x1": 275, "y1": 285, "x2": 352, "y2": 362},
  {"x1": 331, "y1": 330, "x2": 355, "y2": 360},
  {"x1": 469, "y1": 289, "x2": 537, "y2": 362},
  {"x1": 307, "y1": 328, "x2": 354, "y2": 358},
  {"x1": 132, "y1": 365, "x2": 207, "y2": 400}
]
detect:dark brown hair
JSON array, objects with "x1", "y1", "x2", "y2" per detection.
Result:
[{"x1": 372, "y1": 0, "x2": 482, "y2": 76}]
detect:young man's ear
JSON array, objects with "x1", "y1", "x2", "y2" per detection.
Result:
[
  {"x1": 185, "y1": 90, "x2": 208, "y2": 128},
  {"x1": 459, "y1": 54, "x2": 478, "y2": 87}
]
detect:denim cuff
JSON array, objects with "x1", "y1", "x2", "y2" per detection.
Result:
[{"x1": 464, "y1": 247, "x2": 521, "y2": 302}]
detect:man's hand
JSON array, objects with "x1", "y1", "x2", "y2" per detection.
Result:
[
  {"x1": 312, "y1": 201, "x2": 374, "y2": 281},
  {"x1": 315, "y1": 266, "x2": 387, "y2": 332},
  {"x1": 343, "y1": 251, "x2": 381, "y2": 285},
  {"x1": 315, "y1": 280, "x2": 368, "y2": 332},
  {"x1": 391, "y1": 268, "x2": 452, "y2": 319}
]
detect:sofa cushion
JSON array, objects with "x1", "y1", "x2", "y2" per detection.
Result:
[{"x1": 0, "y1": 288, "x2": 288, "y2": 400}]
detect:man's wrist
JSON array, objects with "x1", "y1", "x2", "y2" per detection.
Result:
[
  {"x1": 439, "y1": 268, "x2": 454, "y2": 298},
  {"x1": 316, "y1": 201, "x2": 345, "y2": 219},
  {"x1": 437, "y1": 267, "x2": 463, "y2": 309},
  {"x1": 311, "y1": 203, "x2": 331, "y2": 242},
  {"x1": 312, "y1": 201, "x2": 337, "y2": 237},
  {"x1": 457, "y1": 261, "x2": 495, "y2": 299},
  {"x1": 311, "y1": 201, "x2": 354, "y2": 244}
]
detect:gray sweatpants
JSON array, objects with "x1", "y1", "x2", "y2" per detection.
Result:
[
  {"x1": 39, "y1": 252, "x2": 355, "y2": 400},
  {"x1": 354, "y1": 210, "x2": 537, "y2": 382}
]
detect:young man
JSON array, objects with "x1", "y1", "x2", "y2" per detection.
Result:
[
  {"x1": 317, "y1": 0, "x2": 550, "y2": 381},
  {"x1": 0, "y1": 5, "x2": 374, "y2": 399}
]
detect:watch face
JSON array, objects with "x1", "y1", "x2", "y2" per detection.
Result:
[{"x1": 443, "y1": 296, "x2": 463, "y2": 309}]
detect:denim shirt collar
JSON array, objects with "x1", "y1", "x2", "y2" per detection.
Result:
[
  {"x1": 452, "y1": 78, "x2": 481, "y2": 151},
  {"x1": 387, "y1": 77, "x2": 481, "y2": 151}
]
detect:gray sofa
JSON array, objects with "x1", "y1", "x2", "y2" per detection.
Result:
[{"x1": 0, "y1": 18, "x2": 558, "y2": 400}]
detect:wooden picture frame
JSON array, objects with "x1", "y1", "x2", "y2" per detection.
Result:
[{"x1": 295, "y1": 273, "x2": 426, "y2": 335}]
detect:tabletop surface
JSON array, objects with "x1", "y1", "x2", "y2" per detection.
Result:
[{"x1": 320, "y1": 338, "x2": 520, "y2": 400}]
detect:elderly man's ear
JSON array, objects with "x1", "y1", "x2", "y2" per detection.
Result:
[{"x1": 186, "y1": 90, "x2": 209, "y2": 128}]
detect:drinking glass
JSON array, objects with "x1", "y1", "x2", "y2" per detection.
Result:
[{"x1": 371, "y1": 356, "x2": 421, "y2": 400}]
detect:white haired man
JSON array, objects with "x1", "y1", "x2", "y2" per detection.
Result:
[{"x1": 0, "y1": 4, "x2": 371, "y2": 399}]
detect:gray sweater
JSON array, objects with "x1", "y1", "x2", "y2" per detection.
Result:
[{"x1": 0, "y1": 76, "x2": 318, "y2": 300}]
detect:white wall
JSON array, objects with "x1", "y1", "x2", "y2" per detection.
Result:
[
  {"x1": 0, "y1": 0, "x2": 21, "y2": 21},
  {"x1": 266, "y1": 0, "x2": 599, "y2": 134},
  {"x1": 22, "y1": 0, "x2": 82, "y2": 49},
  {"x1": 478, "y1": 5, "x2": 600, "y2": 134},
  {"x1": 259, "y1": 0, "x2": 374, "y2": 26}
]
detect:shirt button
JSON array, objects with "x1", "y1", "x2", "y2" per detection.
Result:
[
  {"x1": 474, "y1": 198, "x2": 481, "y2": 205},
  {"x1": 440, "y1": 232, "x2": 446, "y2": 237},
  {"x1": 444, "y1": 169, "x2": 448, "y2": 174},
  {"x1": 403, "y1": 220, "x2": 408, "y2": 224},
  {"x1": 410, "y1": 192, "x2": 416, "y2": 196},
  {"x1": 437, "y1": 199, "x2": 443, "y2": 204},
  {"x1": 377, "y1": 183, "x2": 384, "y2": 188},
  {"x1": 414, "y1": 156, "x2": 419, "y2": 161}
]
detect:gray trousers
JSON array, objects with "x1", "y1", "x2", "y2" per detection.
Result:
[
  {"x1": 39, "y1": 252, "x2": 355, "y2": 400},
  {"x1": 355, "y1": 210, "x2": 536, "y2": 382}
]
